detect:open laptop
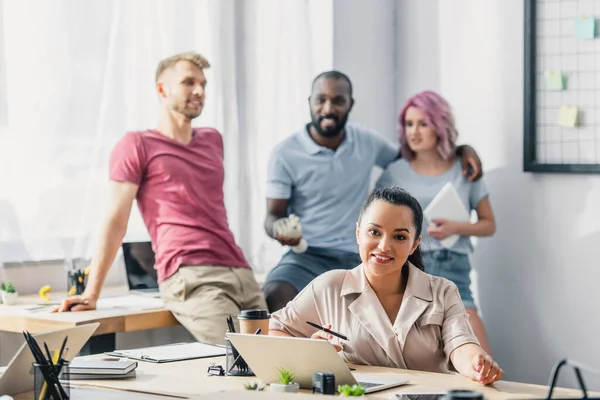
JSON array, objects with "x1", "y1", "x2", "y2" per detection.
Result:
[
  {"x1": 122, "y1": 241, "x2": 160, "y2": 297},
  {"x1": 227, "y1": 333, "x2": 409, "y2": 394},
  {"x1": 0, "y1": 322, "x2": 99, "y2": 396}
]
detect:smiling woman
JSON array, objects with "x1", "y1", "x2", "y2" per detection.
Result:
[{"x1": 269, "y1": 187, "x2": 504, "y2": 385}]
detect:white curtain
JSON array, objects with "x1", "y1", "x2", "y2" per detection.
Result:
[{"x1": 0, "y1": 0, "x2": 332, "y2": 273}]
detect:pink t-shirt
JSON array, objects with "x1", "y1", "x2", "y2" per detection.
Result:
[{"x1": 109, "y1": 128, "x2": 249, "y2": 283}]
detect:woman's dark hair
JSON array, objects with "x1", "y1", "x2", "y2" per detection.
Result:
[{"x1": 358, "y1": 186, "x2": 425, "y2": 271}]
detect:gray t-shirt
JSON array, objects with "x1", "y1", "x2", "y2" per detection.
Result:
[
  {"x1": 375, "y1": 159, "x2": 489, "y2": 254},
  {"x1": 267, "y1": 124, "x2": 399, "y2": 253}
]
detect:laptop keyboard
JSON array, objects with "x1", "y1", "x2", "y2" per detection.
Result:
[{"x1": 357, "y1": 381, "x2": 383, "y2": 389}]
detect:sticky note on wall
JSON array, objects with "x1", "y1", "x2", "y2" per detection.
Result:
[
  {"x1": 575, "y1": 17, "x2": 595, "y2": 39},
  {"x1": 558, "y1": 106, "x2": 578, "y2": 127},
  {"x1": 544, "y1": 71, "x2": 564, "y2": 90}
]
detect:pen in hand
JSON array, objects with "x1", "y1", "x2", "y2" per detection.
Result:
[{"x1": 306, "y1": 321, "x2": 348, "y2": 341}]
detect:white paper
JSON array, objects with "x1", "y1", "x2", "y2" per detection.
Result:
[
  {"x1": 96, "y1": 294, "x2": 164, "y2": 310},
  {"x1": 110, "y1": 342, "x2": 225, "y2": 362},
  {"x1": 423, "y1": 182, "x2": 470, "y2": 248}
]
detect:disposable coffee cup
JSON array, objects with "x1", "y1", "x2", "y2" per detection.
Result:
[{"x1": 238, "y1": 309, "x2": 270, "y2": 335}]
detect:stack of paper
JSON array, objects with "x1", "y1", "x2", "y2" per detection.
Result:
[{"x1": 68, "y1": 358, "x2": 138, "y2": 380}]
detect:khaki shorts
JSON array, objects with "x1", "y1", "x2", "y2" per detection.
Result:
[{"x1": 159, "y1": 265, "x2": 267, "y2": 345}]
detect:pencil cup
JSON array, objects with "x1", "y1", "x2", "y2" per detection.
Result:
[
  {"x1": 225, "y1": 338, "x2": 254, "y2": 377},
  {"x1": 33, "y1": 362, "x2": 70, "y2": 400},
  {"x1": 66, "y1": 269, "x2": 86, "y2": 296}
]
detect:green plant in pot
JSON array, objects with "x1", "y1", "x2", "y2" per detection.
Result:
[
  {"x1": 338, "y1": 384, "x2": 366, "y2": 397},
  {"x1": 243, "y1": 382, "x2": 265, "y2": 391},
  {"x1": 0, "y1": 282, "x2": 5, "y2": 304},
  {"x1": 270, "y1": 368, "x2": 299, "y2": 393},
  {"x1": 2, "y1": 281, "x2": 18, "y2": 305}
]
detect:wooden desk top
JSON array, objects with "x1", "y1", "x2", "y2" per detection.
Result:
[
  {"x1": 0, "y1": 286, "x2": 179, "y2": 336},
  {"x1": 0, "y1": 271, "x2": 267, "y2": 336},
  {"x1": 14, "y1": 355, "x2": 590, "y2": 400}
]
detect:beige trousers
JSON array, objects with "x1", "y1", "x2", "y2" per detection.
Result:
[{"x1": 159, "y1": 265, "x2": 267, "y2": 345}]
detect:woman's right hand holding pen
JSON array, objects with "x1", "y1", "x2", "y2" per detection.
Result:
[{"x1": 310, "y1": 324, "x2": 343, "y2": 352}]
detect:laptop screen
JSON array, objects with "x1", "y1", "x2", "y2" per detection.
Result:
[{"x1": 122, "y1": 241, "x2": 158, "y2": 290}]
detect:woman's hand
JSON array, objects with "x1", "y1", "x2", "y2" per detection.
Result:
[
  {"x1": 451, "y1": 344, "x2": 503, "y2": 385},
  {"x1": 469, "y1": 354, "x2": 504, "y2": 385},
  {"x1": 428, "y1": 219, "x2": 458, "y2": 240},
  {"x1": 310, "y1": 324, "x2": 343, "y2": 352}
]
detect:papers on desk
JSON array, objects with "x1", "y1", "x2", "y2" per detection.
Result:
[
  {"x1": 20, "y1": 294, "x2": 164, "y2": 313},
  {"x1": 96, "y1": 295, "x2": 164, "y2": 310},
  {"x1": 423, "y1": 182, "x2": 470, "y2": 249},
  {"x1": 106, "y1": 342, "x2": 226, "y2": 363}
]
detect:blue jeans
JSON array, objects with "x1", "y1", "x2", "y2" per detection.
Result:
[
  {"x1": 265, "y1": 246, "x2": 361, "y2": 293},
  {"x1": 422, "y1": 250, "x2": 476, "y2": 309}
]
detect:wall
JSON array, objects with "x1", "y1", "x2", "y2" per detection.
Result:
[
  {"x1": 332, "y1": 0, "x2": 398, "y2": 142},
  {"x1": 435, "y1": 0, "x2": 600, "y2": 390}
]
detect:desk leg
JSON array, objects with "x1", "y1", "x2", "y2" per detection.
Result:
[{"x1": 79, "y1": 333, "x2": 116, "y2": 355}]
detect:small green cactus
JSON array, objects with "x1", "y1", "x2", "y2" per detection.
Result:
[
  {"x1": 4, "y1": 282, "x2": 15, "y2": 293},
  {"x1": 243, "y1": 382, "x2": 265, "y2": 391},
  {"x1": 277, "y1": 368, "x2": 296, "y2": 385}
]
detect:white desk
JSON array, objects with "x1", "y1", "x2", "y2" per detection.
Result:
[{"x1": 14, "y1": 355, "x2": 592, "y2": 399}]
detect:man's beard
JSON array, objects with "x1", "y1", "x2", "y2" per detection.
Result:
[
  {"x1": 310, "y1": 112, "x2": 348, "y2": 138},
  {"x1": 172, "y1": 102, "x2": 202, "y2": 120}
]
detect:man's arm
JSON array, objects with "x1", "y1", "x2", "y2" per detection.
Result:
[
  {"x1": 264, "y1": 198, "x2": 300, "y2": 246},
  {"x1": 53, "y1": 181, "x2": 138, "y2": 312}
]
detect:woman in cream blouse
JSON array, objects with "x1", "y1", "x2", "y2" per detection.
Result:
[{"x1": 269, "y1": 186, "x2": 503, "y2": 385}]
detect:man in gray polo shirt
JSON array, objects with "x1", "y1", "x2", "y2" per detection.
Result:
[{"x1": 262, "y1": 71, "x2": 481, "y2": 312}]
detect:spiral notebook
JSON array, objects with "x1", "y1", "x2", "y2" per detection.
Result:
[{"x1": 105, "y1": 342, "x2": 226, "y2": 363}]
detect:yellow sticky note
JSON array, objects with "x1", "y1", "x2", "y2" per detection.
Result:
[
  {"x1": 544, "y1": 71, "x2": 564, "y2": 91},
  {"x1": 558, "y1": 106, "x2": 578, "y2": 127}
]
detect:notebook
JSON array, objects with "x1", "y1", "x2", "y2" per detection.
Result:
[
  {"x1": 68, "y1": 370, "x2": 137, "y2": 380},
  {"x1": 105, "y1": 342, "x2": 226, "y2": 363},
  {"x1": 69, "y1": 358, "x2": 138, "y2": 375},
  {"x1": 423, "y1": 182, "x2": 470, "y2": 248}
]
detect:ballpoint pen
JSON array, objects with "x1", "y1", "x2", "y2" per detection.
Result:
[{"x1": 306, "y1": 321, "x2": 348, "y2": 341}]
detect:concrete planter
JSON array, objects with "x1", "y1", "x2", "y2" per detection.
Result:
[
  {"x1": 2, "y1": 291, "x2": 18, "y2": 305},
  {"x1": 270, "y1": 382, "x2": 300, "y2": 393}
]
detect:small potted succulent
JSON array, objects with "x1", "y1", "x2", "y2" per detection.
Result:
[
  {"x1": 243, "y1": 382, "x2": 265, "y2": 391},
  {"x1": 2, "y1": 281, "x2": 18, "y2": 305},
  {"x1": 338, "y1": 384, "x2": 366, "y2": 397},
  {"x1": 270, "y1": 368, "x2": 300, "y2": 393}
]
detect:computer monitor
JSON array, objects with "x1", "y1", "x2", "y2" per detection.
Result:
[{"x1": 122, "y1": 241, "x2": 158, "y2": 292}]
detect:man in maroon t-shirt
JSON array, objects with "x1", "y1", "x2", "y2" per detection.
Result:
[{"x1": 53, "y1": 52, "x2": 266, "y2": 345}]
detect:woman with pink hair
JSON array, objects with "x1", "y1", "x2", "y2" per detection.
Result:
[{"x1": 376, "y1": 91, "x2": 496, "y2": 354}]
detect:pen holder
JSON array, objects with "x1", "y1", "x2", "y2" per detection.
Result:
[
  {"x1": 66, "y1": 269, "x2": 87, "y2": 296},
  {"x1": 225, "y1": 338, "x2": 254, "y2": 376},
  {"x1": 33, "y1": 362, "x2": 70, "y2": 400}
]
